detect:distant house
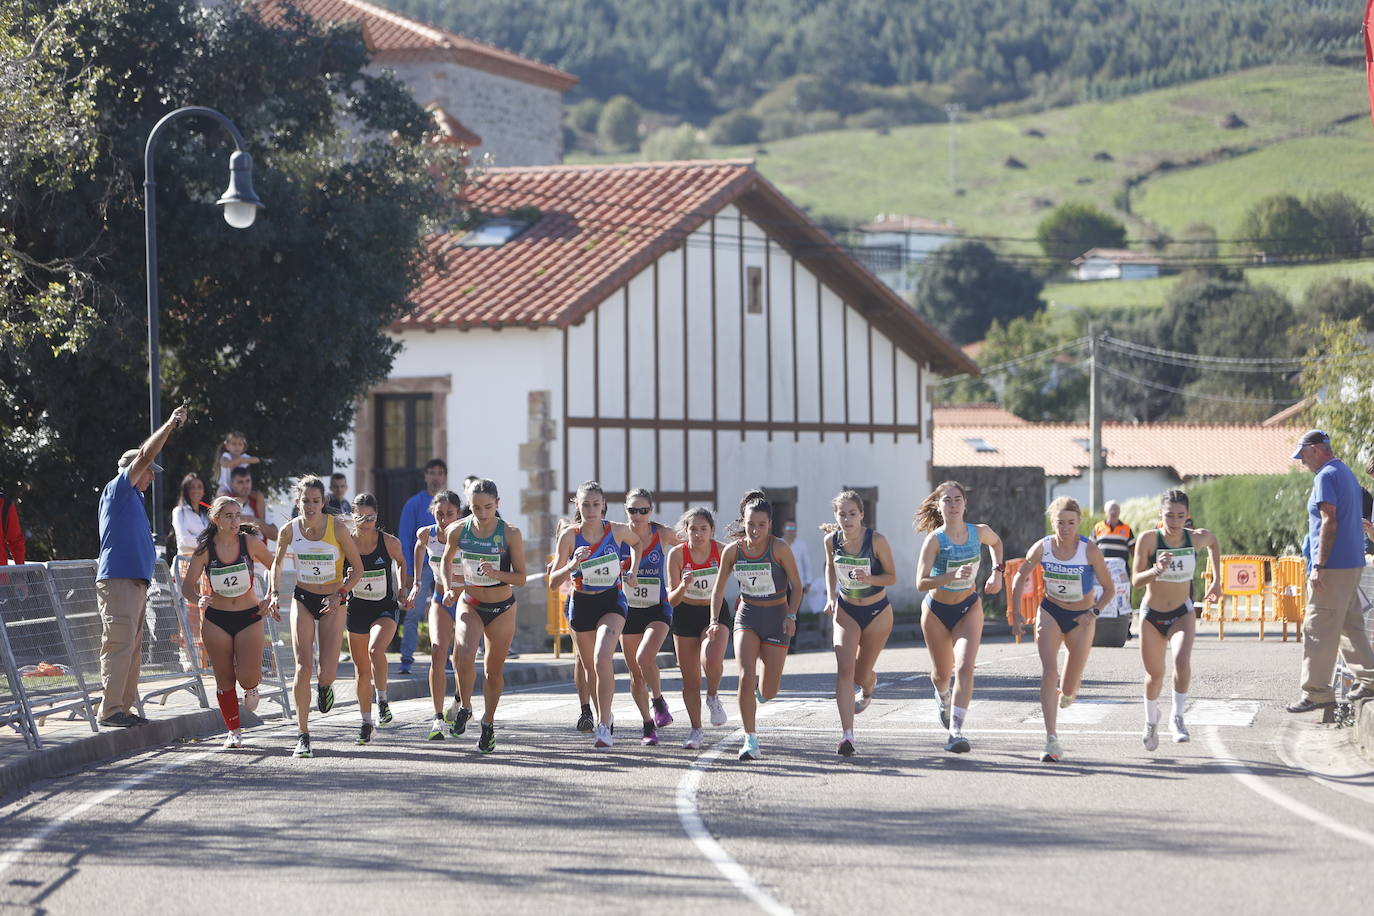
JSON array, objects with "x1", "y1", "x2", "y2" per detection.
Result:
[
  {"x1": 260, "y1": 0, "x2": 577, "y2": 166},
  {"x1": 854, "y1": 214, "x2": 962, "y2": 294},
  {"x1": 1072, "y1": 248, "x2": 1163, "y2": 281},
  {"x1": 933, "y1": 420, "x2": 1300, "y2": 506}
]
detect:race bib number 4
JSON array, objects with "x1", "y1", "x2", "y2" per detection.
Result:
[
  {"x1": 353, "y1": 568, "x2": 387, "y2": 602},
  {"x1": 940, "y1": 556, "x2": 979, "y2": 592},
  {"x1": 462, "y1": 552, "x2": 501, "y2": 587},
  {"x1": 627, "y1": 576, "x2": 662, "y2": 608},
  {"x1": 579, "y1": 554, "x2": 620, "y2": 589},
  {"x1": 735, "y1": 562, "x2": 775, "y2": 599},
  {"x1": 1044, "y1": 569, "x2": 1085, "y2": 604},
  {"x1": 210, "y1": 562, "x2": 251, "y2": 599},
  {"x1": 296, "y1": 552, "x2": 336, "y2": 585}
]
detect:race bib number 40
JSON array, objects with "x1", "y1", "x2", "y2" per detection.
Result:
[
  {"x1": 462, "y1": 552, "x2": 501, "y2": 587},
  {"x1": 735, "y1": 562, "x2": 775, "y2": 599},
  {"x1": 579, "y1": 554, "x2": 620, "y2": 589},
  {"x1": 687, "y1": 566, "x2": 719, "y2": 598},
  {"x1": 210, "y1": 562, "x2": 251, "y2": 599},
  {"x1": 627, "y1": 577, "x2": 661, "y2": 608},
  {"x1": 296, "y1": 552, "x2": 337, "y2": 585},
  {"x1": 353, "y1": 568, "x2": 388, "y2": 602}
]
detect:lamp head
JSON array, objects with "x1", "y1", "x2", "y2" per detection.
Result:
[{"x1": 217, "y1": 149, "x2": 263, "y2": 229}]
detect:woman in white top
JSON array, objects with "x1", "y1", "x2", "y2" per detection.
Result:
[
  {"x1": 408, "y1": 490, "x2": 465, "y2": 741},
  {"x1": 171, "y1": 473, "x2": 209, "y2": 555}
]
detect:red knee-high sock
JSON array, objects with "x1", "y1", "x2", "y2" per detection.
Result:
[{"x1": 217, "y1": 689, "x2": 240, "y2": 731}]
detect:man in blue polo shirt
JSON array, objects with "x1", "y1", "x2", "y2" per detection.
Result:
[
  {"x1": 1286, "y1": 429, "x2": 1374, "y2": 713},
  {"x1": 97, "y1": 404, "x2": 189, "y2": 727},
  {"x1": 396, "y1": 458, "x2": 448, "y2": 674}
]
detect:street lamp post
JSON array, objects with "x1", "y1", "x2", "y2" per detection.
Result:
[{"x1": 144, "y1": 106, "x2": 263, "y2": 542}]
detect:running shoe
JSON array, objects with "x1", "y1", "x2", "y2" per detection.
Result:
[
  {"x1": 317, "y1": 683, "x2": 335, "y2": 714},
  {"x1": 642, "y1": 722, "x2": 659, "y2": 746},
  {"x1": 427, "y1": 716, "x2": 446, "y2": 740},
  {"x1": 945, "y1": 733, "x2": 971, "y2": 754},
  {"x1": 357, "y1": 722, "x2": 374, "y2": 745},
  {"x1": 936, "y1": 689, "x2": 951, "y2": 729},
  {"x1": 594, "y1": 723, "x2": 614, "y2": 748},
  {"x1": 1171, "y1": 715, "x2": 1191, "y2": 743},
  {"x1": 451, "y1": 706, "x2": 472, "y2": 737},
  {"x1": 682, "y1": 728, "x2": 705, "y2": 749},
  {"x1": 576, "y1": 708, "x2": 595, "y2": 733},
  {"x1": 754, "y1": 684, "x2": 767, "y2": 705},
  {"x1": 377, "y1": 700, "x2": 393, "y2": 725},
  {"x1": 478, "y1": 721, "x2": 496, "y2": 754},
  {"x1": 1041, "y1": 736, "x2": 1063, "y2": 762},
  {"x1": 224, "y1": 729, "x2": 243, "y2": 749},
  {"x1": 651, "y1": 695, "x2": 674, "y2": 728},
  {"x1": 738, "y1": 733, "x2": 761, "y2": 761},
  {"x1": 854, "y1": 689, "x2": 872, "y2": 715},
  {"x1": 1058, "y1": 692, "x2": 1076, "y2": 709},
  {"x1": 444, "y1": 697, "x2": 462, "y2": 725},
  {"x1": 1142, "y1": 723, "x2": 1159, "y2": 752},
  {"x1": 293, "y1": 733, "x2": 312, "y2": 758},
  {"x1": 242, "y1": 687, "x2": 259, "y2": 714},
  {"x1": 706, "y1": 695, "x2": 728, "y2": 727},
  {"x1": 838, "y1": 737, "x2": 856, "y2": 757}
]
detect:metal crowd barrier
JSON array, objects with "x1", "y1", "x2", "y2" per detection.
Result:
[{"x1": 1332, "y1": 566, "x2": 1374, "y2": 701}]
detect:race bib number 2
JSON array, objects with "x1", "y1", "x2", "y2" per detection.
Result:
[{"x1": 1044, "y1": 569, "x2": 1084, "y2": 604}]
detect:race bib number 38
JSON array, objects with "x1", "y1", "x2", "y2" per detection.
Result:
[
  {"x1": 627, "y1": 577, "x2": 661, "y2": 608},
  {"x1": 735, "y1": 562, "x2": 775, "y2": 599}
]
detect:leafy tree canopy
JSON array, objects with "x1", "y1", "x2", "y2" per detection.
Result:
[
  {"x1": 1035, "y1": 202, "x2": 1127, "y2": 266},
  {"x1": 914, "y1": 241, "x2": 1043, "y2": 345}
]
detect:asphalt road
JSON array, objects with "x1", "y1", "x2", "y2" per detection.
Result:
[{"x1": 2, "y1": 635, "x2": 1372, "y2": 915}]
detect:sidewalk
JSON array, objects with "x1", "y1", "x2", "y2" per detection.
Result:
[{"x1": 0, "y1": 649, "x2": 672, "y2": 802}]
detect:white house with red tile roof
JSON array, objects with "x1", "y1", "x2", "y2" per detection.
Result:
[
  {"x1": 933, "y1": 420, "x2": 1302, "y2": 506},
  {"x1": 336, "y1": 160, "x2": 976, "y2": 610},
  {"x1": 1072, "y1": 248, "x2": 1164, "y2": 281},
  {"x1": 257, "y1": 0, "x2": 577, "y2": 165},
  {"x1": 854, "y1": 214, "x2": 963, "y2": 294}
]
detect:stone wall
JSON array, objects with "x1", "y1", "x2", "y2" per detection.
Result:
[
  {"x1": 513, "y1": 390, "x2": 558, "y2": 653},
  {"x1": 931, "y1": 465, "x2": 1046, "y2": 561}
]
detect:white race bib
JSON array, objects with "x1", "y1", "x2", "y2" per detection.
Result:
[
  {"x1": 940, "y1": 555, "x2": 979, "y2": 592},
  {"x1": 352, "y1": 568, "x2": 388, "y2": 602},
  {"x1": 686, "y1": 566, "x2": 719, "y2": 599},
  {"x1": 296, "y1": 550, "x2": 338, "y2": 586},
  {"x1": 579, "y1": 554, "x2": 620, "y2": 589},
  {"x1": 209, "y1": 562, "x2": 251, "y2": 599},
  {"x1": 735, "y1": 562, "x2": 775, "y2": 599},
  {"x1": 627, "y1": 577, "x2": 661, "y2": 608},
  {"x1": 462, "y1": 551, "x2": 501, "y2": 587},
  {"x1": 1044, "y1": 569, "x2": 1085, "y2": 604},
  {"x1": 427, "y1": 549, "x2": 462, "y2": 580},
  {"x1": 1157, "y1": 548, "x2": 1196, "y2": 584},
  {"x1": 835, "y1": 556, "x2": 871, "y2": 594}
]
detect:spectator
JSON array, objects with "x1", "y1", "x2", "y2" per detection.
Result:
[
  {"x1": 397, "y1": 459, "x2": 448, "y2": 674},
  {"x1": 1092, "y1": 501, "x2": 1136, "y2": 565},
  {"x1": 215, "y1": 430, "x2": 259, "y2": 496},
  {"x1": 171, "y1": 473, "x2": 210, "y2": 557},
  {"x1": 783, "y1": 519, "x2": 820, "y2": 650},
  {"x1": 97, "y1": 404, "x2": 189, "y2": 726},
  {"x1": 0, "y1": 488, "x2": 23, "y2": 564},
  {"x1": 1286, "y1": 430, "x2": 1374, "y2": 712},
  {"x1": 326, "y1": 473, "x2": 350, "y2": 516},
  {"x1": 229, "y1": 465, "x2": 278, "y2": 542}
]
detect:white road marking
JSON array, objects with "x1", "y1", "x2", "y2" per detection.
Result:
[
  {"x1": 762, "y1": 725, "x2": 1141, "y2": 738},
  {"x1": 0, "y1": 749, "x2": 214, "y2": 878},
  {"x1": 1185, "y1": 699, "x2": 1260, "y2": 727},
  {"x1": 1204, "y1": 726, "x2": 1374, "y2": 849},
  {"x1": 1022, "y1": 698, "x2": 1125, "y2": 725},
  {"x1": 676, "y1": 732, "x2": 798, "y2": 916}
]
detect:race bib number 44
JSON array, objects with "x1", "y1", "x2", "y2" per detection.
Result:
[
  {"x1": 1157, "y1": 548, "x2": 1196, "y2": 584},
  {"x1": 736, "y1": 562, "x2": 775, "y2": 599},
  {"x1": 353, "y1": 568, "x2": 388, "y2": 602}
]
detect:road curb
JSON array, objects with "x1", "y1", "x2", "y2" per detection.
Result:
[
  {"x1": 1354, "y1": 696, "x2": 1374, "y2": 762},
  {"x1": 0, "y1": 651, "x2": 675, "y2": 803}
]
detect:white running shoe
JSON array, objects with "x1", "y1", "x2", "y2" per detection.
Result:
[
  {"x1": 224, "y1": 729, "x2": 243, "y2": 749},
  {"x1": 594, "y1": 723, "x2": 614, "y2": 748},
  {"x1": 1142, "y1": 723, "x2": 1159, "y2": 752},
  {"x1": 706, "y1": 694, "x2": 728, "y2": 727},
  {"x1": 738, "y1": 733, "x2": 760, "y2": 760},
  {"x1": 1041, "y1": 736, "x2": 1063, "y2": 762},
  {"x1": 937, "y1": 689, "x2": 951, "y2": 729},
  {"x1": 682, "y1": 728, "x2": 705, "y2": 749},
  {"x1": 242, "y1": 687, "x2": 259, "y2": 713},
  {"x1": 1171, "y1": 715, "x2": 1191, "y2": 743},
  {"x1": 854, "y1": 689, "x2": 872, "y2": 714}
]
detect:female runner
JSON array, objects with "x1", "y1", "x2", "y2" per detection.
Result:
[
  {"x1": 1009, "y1": 496, "x2": 1114, "y2": 763},
  {"x1": 344, "y1": 493, "x2": 412, "y2": 745},
  {"x1": 823, "y1": 489, "x2": 898, "y2": 757},
  {"x1": 709, "y1": 493, "x2": 802, "y2": 761},
  {"x1": 269, "y1": 476, "x2": 363, "y2": 759},
  {"x1": 1132, "y1": 489, "x2": 1220, "y2": 749},
  {"x1": 438, "y1": 478, "x2": 526, "y2": 754},
  {"x1": 914, "y1": 481, "x2": 1004, "y2": 754},
  {"x1": 666, "y1": 507, "x2": 731, "y2": 749},
  {"x1": 620, "y1": 488, "x2": 680, "y2": 746},
  {"x1": 181, "y1": 496, "x2": 278, "y2": 747},
  {"x1": 549, "y1": 481, "x2": 640, "y2": 749},
  {"x1": 408, "y1": 489, "x2": 464, "y2": 741}
]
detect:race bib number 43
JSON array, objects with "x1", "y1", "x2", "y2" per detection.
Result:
[{"x1": 579, "y1": 554, "x2": 620, "y2": 589}]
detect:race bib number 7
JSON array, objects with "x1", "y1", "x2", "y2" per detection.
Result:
[{"x1": 736, "y1": 562, "x2": 774, "y2": 599}]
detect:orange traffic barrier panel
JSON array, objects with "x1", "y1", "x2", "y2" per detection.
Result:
[
  {"x1": 1201, "y1": 555, "x2": 1273, "y2": 639},
  {"x1": 545, "y1": 555, "x2": 572, "y2": 656},
  {"x1": 1004, "y1": 558, "x2": 1044, "y2": 643},
  {"x1": 1272, "y1": 555, "x2": 1306, "y2": 642}
]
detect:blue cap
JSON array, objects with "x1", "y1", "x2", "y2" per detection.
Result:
[{"x1": 1291, "y1": 429, "x2": 1330, "y2": 460}]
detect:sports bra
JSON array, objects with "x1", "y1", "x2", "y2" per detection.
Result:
[
  {"x1": 734, "y1": 536, "x2": 789, "y2": 603},
  {"x1": 292, "y1": 515, "x2": 342, "y2": 587},
  {"x1": 425, "y1": 523, "x2": 462, "y2": 580},
  {"x1": 348, "y1": 534, "x2": 397, "y2": 607},
  {"x1": 624, "y1": 523, "x2": 669, "y2": 609},
  {"x1": 207, "y1": 533, "x2": 254, "y2": 600},
  {"x1": 830, "y1": 528, "x2": 885, "y2": 600},
  {"x1": 932, "y1": 526, "x2": 981, "y2": 594},
  {"x1": 1040, "y1": 535, "x2": 1096, "y2": 607},
  {"x1": 457, "y1": 516, "x2": 512, "y2": 589},
  {"x1": 1149, "y1": 528, "x2": 1196, "y2": 584},
  {"x1": 679, "y1": 540, "x2": 722, "y2": 605},
  {"x1": 572, "y1": 522, "x2": 622, "y2": 594}
]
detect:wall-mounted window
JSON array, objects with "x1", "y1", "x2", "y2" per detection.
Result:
[{"x1": 746, "y1": 265, "x2": 763, "y2": 314}]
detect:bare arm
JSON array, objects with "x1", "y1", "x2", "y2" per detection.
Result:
[
  {"x1": 246, "y1": 538, "x2": 280, "y2": 618},
  {"x1": 267, "y1": 522, "x2": 295, "y2": 610},
  {"x1": 336, "y1": 526, "x2": 364, "y2": 594},
  {"x1": 979, "y1": 525, "x2": 1005, "y2": 595},
  {"x1": 822, "y1": 532, "x2": 838, "y2": 613},
  {"x1": 865, "y1": 533, "x2": 898, "y2": 589},
  {"x1": 708, "y1": 543, "x2": 739, "y2": 625},
  {"x1": 181, "y1": 550, "x2": 207, "y2": 604},
  {"x1": 383, "y1": 533, "x2": 414, "y2": 609},
  {"x1": 773, "y1": 539, "x2": 804, "y2": 620},
  {"x1": 548, "y1": 528, "x2": 581, "y2": 589},
  {"x1": 1008, "y1": 541, "x2": 1044, "y2": 623},
  {"x1": 666, "y1": 545, "x2": 690, "y2": 604},
  {"x1": 1131, "y1": 530, "x2": 1163, "y2": 588},
  {"x1": 439, "y1": 525, "x2": 462, "y2": 600},
  {"x1": 129, "y1": 404, "x2": 188, "y2": 481},
  {"x1": 615, "y1": 522, "x2": 641, "y2": 587}
]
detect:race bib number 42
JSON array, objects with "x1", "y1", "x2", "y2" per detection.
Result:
[{"x1": 210, "y1": 562, "x2": 251, "y2": 599}]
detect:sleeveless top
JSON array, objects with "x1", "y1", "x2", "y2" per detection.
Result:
[
  {"x1": 1149, "y1": 528, "x2": 1196, "y2": 584},
  {"x1": 932, "y1": 526, "x2": 981, "y2": 595},
  {"x1": 829, "y1": 528, "x2": 885, "y2": 601},
  {"x1": 623, "y1": 523, "x2": 669, "y2": 610},
  {"x1": 292, "y1": 515, "x2": 342, "y2": 587},
  {"x1": 1040, "y1": 535, "x2": 1096, "y2": 606},
  {"x1": 457, "y1": 516, "x2": 512, "y2": 588},
  {"x1": 572, "y1": 522, "x2": 622, "y2": 594},
  {"x1": 679, "y1": 540, "x2": 722, "y2": 605},
  {"x1": 207, "y1": 533, "x2": 254, "y2": 600},
  {"x1": 425, "y1": 523, "x2": 462, "y2": 582},
  {"x1": 734, "y1": 536, "x2": 789, "y2": 603},
  {"x1": 348, "y1": 534, "x2": 397, "y2": 608}
]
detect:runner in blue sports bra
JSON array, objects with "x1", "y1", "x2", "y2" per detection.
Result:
[
  {"x1": 344, "y1": 493, "x2": 412, "y2": 746},
  {"x1": 550, "y1": 480, "x2": 641, "y2": 749},
  {"x1": 1131, "y1": 489, "x2": 1221, "y2": 751},
  {"x1": 407, "y1": 489, "x2": 464, "y2": 742},
  {"x1": 915, "y1": 481, "x2": 1004, "y2": 755},
  {"x1": 619, "y1": 488, "x2": 681, "y2": 746},
  {"x1": 439, "y1": 478, "x2": 526, "y2": 754},
  {"x1": 709, "y1": 492, "x2": 802, "y2": 762},
  {"x1": 823, "y1": 489, "x2": 897, "y2": 757},
  {"x1": 1010, "y1": 496, "x2": 1114, "y2": 763}
]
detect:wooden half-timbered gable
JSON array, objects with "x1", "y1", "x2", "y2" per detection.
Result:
[{"x1": 338, "y1": 161, "x2": 976, "y2": 609}]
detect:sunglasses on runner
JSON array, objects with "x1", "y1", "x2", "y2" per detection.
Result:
[
  {"x1": 626, "y1": 507, "x2": 652, "y2": 515},
  {"x1": 352, "y1": 513, "x2": 378, "y2": 523}
]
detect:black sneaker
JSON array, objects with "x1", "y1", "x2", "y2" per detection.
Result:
[
  {"x1": 293, "y1": 733, "x2": 312, "y2": 758},
  {"x1": 99, "y1": 711, "x2": 140, "y2": 728},
  {"x1": 377, "y1": 701, "x2": 393, "y2": 724},
  {"x1": 478, "y1": 721, "x2": 496, "y2": 754},
  {"x1": 357, "y1": 722, "x2": 374, "y2": 745},
  {"x1": 576, "y1": 708, "x2": 594, "y2": 733},
  {"x1": 317, "y1": 683, "x2": 335, "y2": 714},
  {"x1": 837, "y1": 738, "x2": 856, "y2": 757},
  {"x1": 451, "y1": 706, "x2": 472, "y2": 737}
]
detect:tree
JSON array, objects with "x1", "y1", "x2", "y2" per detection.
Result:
[
  {"x1": 641, "y1": 124, "x2": 704, "y2": 160},
  {"x1": 1175, "y1": 222, "x2": 1218, "y2": 260},
  {"x1": 597, "y1": 94, "x2": 641, "y2": 151},
  {"x1": 1301, "y1": 319, "x2": 1374, "y2": 470},
  {"x1": 939, "y1": 310, "x2": 1086, "y2": 422},
  {"x1": 1301, "y1": 277, "x2": 1374, "y2": 332},
  {"x1": 706, "y1": 110, "x2": 762, "y2": 145},
  {"x1": 1235, "y1": 193, "x2": 1322, "y2": 258},
  {"x1": 1, "y1": 1, "x2": 462, "y2": 558},
  {"x1": 914, "y1": 241, "x2": 1043, "y2": 345},
  {"x1": 1035, "y1": 202, "x2": 1127, "y2": 266},
  {"x1": 1305, "y1": 191, "x2": 1368, "y2": 258},
  {"x1": 1180, "y1": 284, "x2": 1301, "y2": 422},
  {"x1": 566, "y1": 97, "x2": 603, "y2": 133}
]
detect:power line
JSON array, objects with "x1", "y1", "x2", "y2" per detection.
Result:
[
  {"x1": 1095, "y1": 362, "x2": 1302, "y2": 405},
  {"x1": 933, "y1": 336, "x2": 1088, "y2": 386},
  {"x1": 1098, "y1": 334, "x2": 1341, "y2": 368}
]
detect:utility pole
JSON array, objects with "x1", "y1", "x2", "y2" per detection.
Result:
[
  {"x1": 1088, "y1": 328, "x2": 1104, "y2": 513},
  {"x1": 944, "y1": 103, "x2": 962, "y2": 190}
]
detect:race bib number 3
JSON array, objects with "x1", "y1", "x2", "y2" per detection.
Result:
[
  {"x1": 1044, "y1": 569, "x2": 1085, "y2": 604},
  {"x1": 210, "y1": 562, "x2": 251, "y2": 599},
  {"x1": 579, "y1": 554, "x2": 620, "y2": 589},
  {"x1": 462, "y1": 552, "x2": 501, "y2": 587},
  {"x1": 353, "y1": 568, "x2": 387, "y2": 602},
  {"x1": 296, "y1": 552, "x2": 336, "y2": 585},
  {"x1": 940, "y1": 556, "x2": 979, "y2": 592},
  {"x1": 627, "y1": 576, "x2": 662, "y2": 608},
  {"x1": 735, "y1": 562, "x2": 775, "y2": 599}
]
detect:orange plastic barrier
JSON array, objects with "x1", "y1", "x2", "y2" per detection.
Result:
[
  {"x1": 1201, "y1": 555, "x2": 1274, "y2": 640},
  {"x1": 545, "y1": 555, "x2": 572, "y2": 656},
  {"x1": 1004, "y1": 558, "x2": 1044, "y2": 643},
  {"x1": 1271, "y1": 555, "x2": 1307, "y2": 642}
]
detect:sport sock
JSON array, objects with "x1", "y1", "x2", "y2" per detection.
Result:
[
  {"x1": 951, "y1": 705, "x2": 967, "y2": 734},
  {"x1": 375, "y1": 689, "x2": 388, "y2": 703},
  {"x1": 1172, "y1": 691, "x2": 1187, "y2": 719},
  {"x1": 1145, "y1": 697, "x2": 1161, "y2": 726},
  {"x1": 216, "y1": 689, "x2": 240, "y2": 731}
]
